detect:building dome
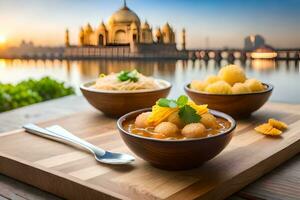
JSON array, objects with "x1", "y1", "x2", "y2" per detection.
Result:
[{"x1": 108, "y1": 5, "x2": 140, "y2": 26}]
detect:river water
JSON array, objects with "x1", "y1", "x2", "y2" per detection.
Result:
[{"x1": 0, "y1": 59, "x2": 299, "y2": 103}]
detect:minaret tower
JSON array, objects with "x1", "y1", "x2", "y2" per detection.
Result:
[
  {"x1": 79, "y1": 27, "x2": 84, "y2": 46},
  {"x1": 65, "y1": 29, "x2": 70, "y2": 47},
  {"x1": 182, "y1": 28, "x2": 186, "y2": 50}
]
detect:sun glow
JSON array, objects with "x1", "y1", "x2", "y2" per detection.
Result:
[{"x1": 0, "y1": 35, "x2": 7, "y2": 44}]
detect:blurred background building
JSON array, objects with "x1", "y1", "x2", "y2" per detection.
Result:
[{"x1": 244, "y1": 35, "x2": 265, "y2": 51}]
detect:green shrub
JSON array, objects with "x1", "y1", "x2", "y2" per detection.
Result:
[{"x1": 0, "y1": 77, "x2": 75, "y2": 112}]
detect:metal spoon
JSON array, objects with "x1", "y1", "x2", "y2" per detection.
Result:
[{"x1": 23, "y1": 123, "x2": 135, "y2": 165}]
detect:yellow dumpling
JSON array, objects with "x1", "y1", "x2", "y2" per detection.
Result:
[
  {"x1": 245, "y1": 78, "x2": 265, "y2": 92},
  {"x1": 201, "y1": 113, "x2": 218, "y2": 128},
  {"x1": 218, "y1": 65, "x2": 246, "y2": 86},
  {"x1": 205, "y1": 81, "x2": 232, "y2": 94},
  {"x1": 232, "y1": 83, "x2": 251, "y2": 94},
  {"x1": 255, "y1": 123, "x2": 282, "y2": 136},
  {"x1": 268, "y1": 118, "x2": 288, "y2": 130},
  {"x1": 205, "y1": 75, "x2": 221, "y2": 84},
  {"x1": 190, "y1": 80, "x2": 208, "y2": 92}
]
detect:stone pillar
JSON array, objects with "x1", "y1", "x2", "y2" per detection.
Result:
[{"x1": 182, "y1": 28, "x2": 186, "y2": 50}]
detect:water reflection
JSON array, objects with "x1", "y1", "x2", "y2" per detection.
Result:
[
  {"x1": 0, "y1": 59, "x2": 299, "y2": 103},
  {"x1": 251, "y1": 59, "x2": 276, "y2": 72}
]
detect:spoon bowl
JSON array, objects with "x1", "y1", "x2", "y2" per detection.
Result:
[{"x1": 98, "y1": 151, "x2": 135, "y2": 164}]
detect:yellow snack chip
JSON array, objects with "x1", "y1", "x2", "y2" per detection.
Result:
[
  {"x1": 268, "y1": 118, "x2": 288, "y2": 130},
  {"x1": 255, "y1": 123, "x2": 282, "y2": 136}
]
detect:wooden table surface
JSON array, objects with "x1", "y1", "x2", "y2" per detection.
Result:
[{"x1": 0, "y1": 95, "x2": 299, "y2": 200}]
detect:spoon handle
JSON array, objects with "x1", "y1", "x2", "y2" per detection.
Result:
[
  {"x1": 46, "y1": 125, "x2": 106, "y2": 156},
  {"x1": 23, "y1": 124, "x2": 105, "y2": 156}
]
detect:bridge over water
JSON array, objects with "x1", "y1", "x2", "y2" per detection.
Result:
[
  {"x1": 1, "y1": 46, "x2": 299, "y2": 61},
  {"x1": 187, "y1": 48, "x2": 300, "y2": 61}
]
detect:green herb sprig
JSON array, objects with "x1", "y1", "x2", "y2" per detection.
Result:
[
  {"x1": 158, "y1": 95, "x2": 200, "y2": 125},
  {"x1": 117, "y1": 69, "x2": 139, "y2": 82}
]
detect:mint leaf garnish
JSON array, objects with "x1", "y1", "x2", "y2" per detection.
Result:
[
  {"x1": 176, "y1": 95, "x2": 188, "y2": 107},
  {"x1": 178, "y1": 105, "x2": 201, "y2": 125},
  {"x1": 117, "y1": 70, "x2": 139, "y2": 82},
  {"x1": 158, "y1": 98, "x2": 177, "y2": 108},
  {"x1": 157, "y1": 95, "x2": 201, "y2": 125}
]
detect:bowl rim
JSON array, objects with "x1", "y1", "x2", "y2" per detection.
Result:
[
  {"x1": 80, "y1": 79, "x2": 172, "y2": 94},
  {"x1": 117, "y1": 108, "x2": 236, "y2": 143},
  {"x1": 184, "y1": 82, "x2": 273, "y2": 96}
]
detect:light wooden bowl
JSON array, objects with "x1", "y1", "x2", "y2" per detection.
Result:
[
  {"x1": 184, "y1": 83, "x2": 273, "y2": 118},
  {"x1": 80, "y1": 79, "x2": 171, "y2": 117},
  {"x1": 117, "y1": 108, "x2": 236, "y2": 170}
]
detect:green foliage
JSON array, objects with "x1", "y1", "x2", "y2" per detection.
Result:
[
  {"x1": 157, "y1": 95, "x2": 201, "y2": 125},
  {"x1": 157, "y1": 98, "x2": 177, "y2": 108},
  {"x1": 158, "y1": 95, "x2": 188, "y2": 108},
  {"x1": 178, "y1": 105, "x2": 201, "y2": 125},
  {"x1": 176, "y1": 95, "x2": 189, "y2": 107},
  {"x1": 0, "y1": 77, "x2": 75, "y2": 112},
  {"x1": 117, "y1": 69, "x2": 139, "y2": 82}
]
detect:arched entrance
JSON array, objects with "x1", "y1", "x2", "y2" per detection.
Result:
[
  {"x1": 98, "y1": 34, "x2": 104, "y2": 46},
  {"x1": 132, "y1": 34, "x2": 137, "y2": 42},
  {"x1": 114, "y1": 30, "x2": 127, "y2": 44},
  {"x1": 157, "y1": 36, "x2": 161, "y2": 43}
]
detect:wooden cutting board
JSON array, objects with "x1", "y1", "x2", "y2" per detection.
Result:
[{"x1": 0, "y1": 103, "x2": 299, "y2": 200}]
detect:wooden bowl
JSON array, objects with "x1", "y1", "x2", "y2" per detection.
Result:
[
  {"x1": 80, "y1": 80, "x2": 171, "y2": 117},
  {"x1": 184, "y1": 83, "x2": 273, "y2": 119},
  {"x1": 117, "y1": 108, "x2": 236, "y2": 170}
]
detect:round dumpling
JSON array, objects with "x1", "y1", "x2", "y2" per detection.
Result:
[
  {"x1": 190, "y1": 80, "x2": 208, "y2": 92},
  {"x1": 135, "y1": 112, "x2": 151, "y2": 128},
  {"x1": 181, "y1": 123, "x2": 207, "y2": 138},
  {"x1": 205, "y1": 81, "x2": 232, "y2": 94},
  {"x1": 154, "y1": 122, "x2": 178, "y2": 137},
  {"x1": 245, "y1": 78, "x2": 265, "y2": 92},
  {"x1": 167, "y1": 111, "x2": 183, "y2": 128},
  {"x1": 218, "y1": 65, "x2": 246, "y2": 86},
  {"x1": 201, "y1": 113, "x2": 218, "y2": 128},
  {"x1": 205, "y1": 75, "x2": 221, "y2": 84},
  {"x1": 232, "y1": 83, "x2": 251, "y2": 94}
]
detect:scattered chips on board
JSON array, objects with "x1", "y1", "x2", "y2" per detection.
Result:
[{"x1": 255, "y1": 118, "x2": 287, "y2": 136}]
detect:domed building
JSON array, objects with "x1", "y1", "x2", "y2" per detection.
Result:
[
  {"x1": 65, "y1": 1, "x2": 188, "y2": 59},
  {"x1": 76, "y1": 1, "x2": 177, "y2": 46}
]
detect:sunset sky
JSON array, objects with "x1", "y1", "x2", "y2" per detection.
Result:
[{"x1": 0, "y1": 0, "x2": 299, "y2": 48}]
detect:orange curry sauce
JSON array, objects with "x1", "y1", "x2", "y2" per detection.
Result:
[{"x1": 123, "y1": 117, "x2": 231, "y2": 140}]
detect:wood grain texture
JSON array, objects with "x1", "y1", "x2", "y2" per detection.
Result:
[
  {"x1": 239, "y1": 154, "x2": 300, "y2": 200},
  {"x1": 0, "y1": 103, "x2": 299, "y2": 200},
  {"x1": 0, "y1": 174, "x2": 60, "y2": 200}
]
